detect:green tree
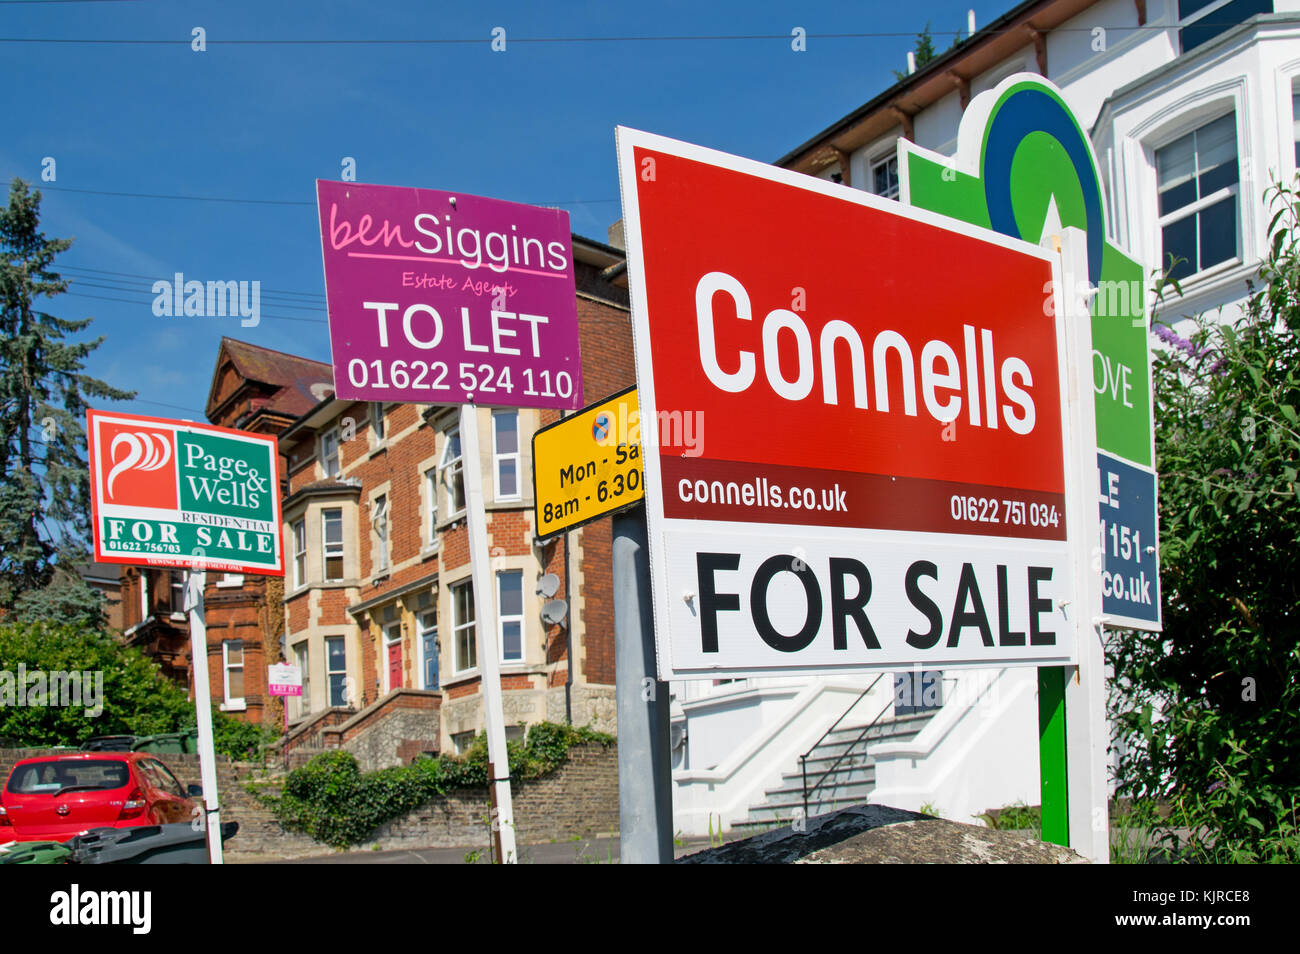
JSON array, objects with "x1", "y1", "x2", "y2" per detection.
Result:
[
  {"x1": 893, "y1": 23, "x2": 940, "y2": 81},
  {"x1": 10, "y1": 563, "x2": 107, "y2": 631},
  {"x1": 0, "y1": 620, "x2": 193, "y2": 745},
  {"x1": 0, "y1": 178, "x2": 134, "y2": 609},
  {"x1": 1108, "y1": 181, "x2": 1300, "y2": 862}
]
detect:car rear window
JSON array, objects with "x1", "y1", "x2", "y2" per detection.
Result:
[{"x1": 6, "y1": 760, "x2": 131, "y2": 794}]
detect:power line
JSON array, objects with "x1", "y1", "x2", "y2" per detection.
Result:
[
  {"x1": 31, "y1": 184, "x2": 313, "y2": 206},
  {"x1": 59, "y1": 289, "x2": 328, "y2": 323},
  {"x1": 0, "y1": 33, "x2": 909, "y2": 45},
  {"x1": 62, "y1": 276, "x2": 327, "y2": 311},
  {"x1": 17, "y1": 181, "x2": 621, "y2": 209},
  {"x1": 0, "y1": 25, "x2": 1194, "y2": 46},
  {"x1": 58, "y1": 265, "x2": 325, "y2": 301},
  {"x1": 114, "y1": 398, "x2": 211, "y2": 417}
]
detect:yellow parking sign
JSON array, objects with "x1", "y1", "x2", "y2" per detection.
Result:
[{"x1": 532, "y1": 386, "x2": 642, "y2": 537}]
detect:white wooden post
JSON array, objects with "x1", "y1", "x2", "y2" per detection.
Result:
[
  {"x1": 1055, "y1": 226, "x2": 1111, "y2": 863},
  {"x1": 458, "y1": 403, "x2": 518, "y2": 864},
  {"x1": 185, "y1": 570, "x2": 223, "y2": 864}
]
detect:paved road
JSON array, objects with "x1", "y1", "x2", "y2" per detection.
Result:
[{"x1": 261, "y1": 835, "x2": 726, "y2": 864}]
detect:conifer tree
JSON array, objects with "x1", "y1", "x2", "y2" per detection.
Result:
[{"x1": 0, "y1": 178, "x2": 134, "y2": 610}]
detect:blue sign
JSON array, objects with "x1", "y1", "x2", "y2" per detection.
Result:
[{"x1": 1098, "y1": 452, "x2": 1161, "y2": 629}]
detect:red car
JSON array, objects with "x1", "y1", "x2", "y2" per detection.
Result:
[{"x1": 0, "y1": 752, "x2": 200, "y2": 844}]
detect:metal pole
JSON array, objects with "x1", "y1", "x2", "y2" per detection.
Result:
[
  {"x1": 613, "y1": 506, "x2": 673, "y2": 864},
  {"x1": 564, "y1": 530, "x2": 572, "y2": 725},
  {"x1": 185, "y1": 570, "x2": 223, "y2": 864},
  {"x1": 459, "y1": 403, "x2": 518, "y2": 864}
]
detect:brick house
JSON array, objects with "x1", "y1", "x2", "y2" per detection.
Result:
[
  {"x1": 279, "y1": 235, "x2": 631, "y2": 765},
  {"x1": 118, "y1": 338, "x2": 333, "y2": 723},
  {"x1": 200, "y1": 338, "x2": 334, "y2": 725},
  {"x1": 119, "y1": 564, "x2": 191, "y2": 685}
]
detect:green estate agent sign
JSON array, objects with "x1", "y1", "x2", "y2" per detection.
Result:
[
  {"x1": 900, "y1": 74, "x2": 1162, "y2": 851},
  {"x1": 88, "y1": 409, "x2": 284, "y2": 576},
  {"x1": 900, "y1": 74, "x2": 1160, "y2": 633}
]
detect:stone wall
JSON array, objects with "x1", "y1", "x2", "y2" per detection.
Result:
[
  {"x1": 339, "y1": 705, "x2": 440, "y2": 772},
  {"x1": 357, "y1": 742, "x2": 619, "y2": 851}
]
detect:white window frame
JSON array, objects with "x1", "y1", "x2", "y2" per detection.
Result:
[
  {"x1": 1152, "y1": 110, "x2": 1241, "y2": 281},
  {"x1": 424, "y1": 467, "x2": 439, "y2": 547},
  {"x1": 320, "y1": 427, "x2": 340, "y2": 478},
  {"x1": 371, "y1": 402, "x2": 386, "y2": 441},
  {"x1": 372, "y1": 494, "x2": 390, "y2": 573},
  {"x1": 169, "y1": 570, "x2": 186, "y2": 619},
  {"x1": 325, "y1": 635, "x2": 348, "y2": 707},
  {"x1": 139, "y1": 571, "x2": 149, "y2": 621},
  {"x1": 216, "y1": 573, "x2": 244, "y2": 589},
  {"x1": 222, "y1": 639, "x2": 246, "y2": 710},
  {"x1": 497, "y1": 570, "x2": 525, "y2": 663},
  {"x1": 492, "y1": 410, "x2": 522, "y2": 501},
  {"x1": 292, "y1": 518, "x2": 307, "y2": 589},
  {"x1": 439, "y1": 427, "x2": 466, "y2": 517},
  {"x1": 870, "y1": 152, "x2": 900, "y2": 200},
  {"x1": 452, "y1": 579, "x2": 477, "y2": 674},
  {"x1": 382, "y1": 623, "x2": 403, "y2": 694},
  {"x1": 322, "y1": 508, "x2": 345, "y2": 582},
  {"x1": 418, "y1": 608, "x2": 439, "y2": 690},
  {"x1": 294, "y1": 642, "x2": 310, "y2": 719},
  {"x1": 1291, "y1": 83, "x2": 1300, "y2": 171}
]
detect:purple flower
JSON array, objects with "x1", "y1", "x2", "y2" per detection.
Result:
[
  {"x1": 1153, "y1": 324, "x2": 1183, "y2": 346},
  {"x1": 1207, "y1": 779, "x2": 1226, "y2": 794}
]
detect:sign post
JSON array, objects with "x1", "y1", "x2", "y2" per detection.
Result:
[
  {"x1": 459, "y1": 402, "x2": 517, "y2": 864},
  {"x1": 184, "y1": 570, "x2": 222, "y2": 864},
  {"x1": 316, "y1": 179, "x2": 584, "y2": 864},
  {"x1": 268, "y1": 662, "x2": 303, "y2": 770},
  {"x1": 612, "y1": 506, "x2": 673, "y2": 864},
  {"x1": 86, "y1": 409, "x2": 285, "y2": 864}
]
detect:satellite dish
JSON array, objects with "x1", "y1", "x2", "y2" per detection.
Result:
[
  {"x1": 536, "y1": 573, "x2": 560, "y2": 598},
  {"x1": 670, "y1": 723, "x2": 687, "y2": 751},
  {"x1": 540, "y1": 599, "x2": 569, "y2": 626}
]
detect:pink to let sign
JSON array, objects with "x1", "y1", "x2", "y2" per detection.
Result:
[
  {"x1": 316, "y1": 180, "x2": 585, "y2": 410},
  {"x1": 267, "y1": 663, "x2": 302, "y2": 697}
]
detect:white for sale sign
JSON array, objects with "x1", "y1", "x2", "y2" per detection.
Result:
[{"x1": 615, "y1": 128, "x2": 1080, "y2": 679}]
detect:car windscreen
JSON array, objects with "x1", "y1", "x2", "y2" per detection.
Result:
[{"x1": 6, "y1": 759, "x2": 131, "y2": 794}]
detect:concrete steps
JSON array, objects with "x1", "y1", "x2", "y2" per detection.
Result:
[{"x1": 734, "y1": 712, "x2": 935, "y2": 832}]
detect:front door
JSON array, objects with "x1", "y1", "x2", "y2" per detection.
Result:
[
  {"x1": 387, "y1": 630, "x2": 403, "y2": 691},
  {"x1": 422, "y1": 632, "x2": 439, "y2": 690},
  {"x1": 384, "y1": 629, "x2": 400, "y2": 696}
]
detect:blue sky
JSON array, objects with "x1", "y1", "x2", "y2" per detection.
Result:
[{"x1": 1, "y1": 0, "x2": 1009, "y2": 421}]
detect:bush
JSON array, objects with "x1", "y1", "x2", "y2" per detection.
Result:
[
  {"x1": 266, "y1": 721, "x2": 613, "y2": 849},
  {"x1": 0, "y1": 620, "x2": 193, "y2": 744},
  {"x1": 1108, "y1": 180, "x2": 1300, "y2": 862},
  {"x1": 208, "y1": 709, "x2": 279, "y2": 761}
]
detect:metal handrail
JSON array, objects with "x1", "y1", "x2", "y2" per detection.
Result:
[
  {"x1": 799, "y1": 675, "x2": 891, "y2": 818},
  {"x1": 800, "y1": 674, "x2": 884, "y2": 764}
]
